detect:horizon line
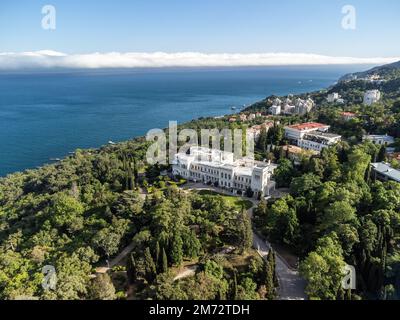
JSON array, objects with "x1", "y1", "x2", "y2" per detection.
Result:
[{"x1": 0, "y1": 50, "x2": 399, "y2": 70}]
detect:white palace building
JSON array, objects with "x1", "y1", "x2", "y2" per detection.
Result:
[{"x1": 172, "y1": 146, "x2": 277, "y2": 198}]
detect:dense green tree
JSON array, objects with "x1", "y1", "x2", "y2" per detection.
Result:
[
  {"x1": 264, "y1": 196, "x2": 299, "y2": 245},
  {"x1": 300, "y1": 234, "x2": 346, "y2": 300},
  {"x1": 318, "y1": 201, "x2": 357, "y2": 233},
  {"x1": 273, "y1": 159, "x2": 296, "y2": 188},
  {"x1": 170, "y1": 233, "x2": 184, "y2": 266},
  {"x1": 88, "y1": 273, "x2": 116, "y2": 300},
  {"x1": 43, "y1": 253, "x2": 92, "y2": 300},
  {"x1": 51, "y1": 193, "x2": 85, "y2": 234}
]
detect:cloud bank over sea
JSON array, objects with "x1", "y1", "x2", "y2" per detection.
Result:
[{"x1": 0, "y1": 50, "x2": 399, "y2": 70}]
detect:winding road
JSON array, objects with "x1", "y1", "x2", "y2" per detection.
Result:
[
  {"x1": 253, "y1": 231, "x2": 307, "y2": 300},
  {"x1": 184, "y1": 183, "x2": 307, "y2": 300}
]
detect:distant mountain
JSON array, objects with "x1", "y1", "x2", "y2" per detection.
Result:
[{"x1": 340, "y1": 60, "x2": 400, "y2": 82}]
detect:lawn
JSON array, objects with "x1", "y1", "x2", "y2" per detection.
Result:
[{"x1": 196, "y1": 190, "x2": 253, "y2": 210}]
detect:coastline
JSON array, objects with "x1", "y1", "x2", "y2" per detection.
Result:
[{"x1": 0, "y1": 66, "x2": 358, "y2": 178}]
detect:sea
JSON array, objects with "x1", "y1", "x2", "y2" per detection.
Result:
[{"x1": 0, "y1": 65, "x2": 371, "y2": 176}]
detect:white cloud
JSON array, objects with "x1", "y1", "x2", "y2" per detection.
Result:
[{"x1": 0, "y1": 51, "x2": 398, "y2": 70}]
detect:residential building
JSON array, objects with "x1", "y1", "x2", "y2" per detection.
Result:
[
  {"x1": 284, "y1": 122, "x2": 330, "y2": 140},
  {"x1": 340, "y1": 112, "x2": 357, "y2": 121},
  {"x1": 327, "y1": 92, "x2": 340, "y2": 103},
  {"x1": 270, "y1": 105, "x2": 281, "y2": 115},
  {"x1": 363, "y1": 90, "x2": 381, "y2": 106},
  {"x1": 297, "y1": 132, "x2": 342, "y2": 152},
  {"x1": 284, "y1": 122, "x2": 341, "y2": 152},
  {"x1": 273, "y1": 98, "x2": 282, "y2": 106},
  {"x1": 283, "y1": 104, "x2": 296, "y2": 114},
  {"x1": 172, "y1": 146, "x2": 277, "y2": 197},
  {"x1": 294, "y1": 98, "x2": 315, "y2": 115},
  {"x1": 267, "y1": 96, "x2": 315, "y2": 116},
  {"x1": 387, "y1": 152, "x2": 400, "y2": 164},
  {"x1": 248, "y1": 122, "x2": 274, "y2": 140},
  {"x1": 239, "y1": 114, "x2": 247, "y2": 121},
  {"x1": 371, "y1": 162, "x2": 400, "y2": 183},
  {"x1": 248, "y1": 113, "x2": 256, "y2": 120},
  {"x1": 284, "y1": 97, "x2": 293, "y2": 105},
  {"x1": 282, "y1": 145, "x2": 318, "y2": 162},
  {"x1": 363, "y1": 134, "x2": 395, "y2": 146}
]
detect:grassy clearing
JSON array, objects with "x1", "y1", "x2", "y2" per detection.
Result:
[{"x1": 196, "y1": 190, "x2": 253, "y2": 210}]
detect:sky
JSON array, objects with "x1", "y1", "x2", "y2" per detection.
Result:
[{"x1": 0, "y1": 0, "x2": 399, "y2": 69}]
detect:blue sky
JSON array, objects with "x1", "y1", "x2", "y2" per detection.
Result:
[{"x1": 0, "y1": 0, "x2": 399, "y2": 57}]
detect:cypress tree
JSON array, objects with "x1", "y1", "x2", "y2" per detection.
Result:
[
  {"x1": 162, "y1": 247, "x2": 168, "y2": 273},
  {"x1": 377, "y1": 145, "x2": 386, "y2": 162},
  {"x1": 155, "y1": 241, "x2": 161, "y2": 273},
  {"x1": 126, "y1": 253, "x2": 136, "y2": 283},
  {"x1": 336, "y1": 286, "x2": 345, "y2": 300},
  {"x1": 238, "y1": 209, "x2": 252, "y2": 253},
  {"x1": 272, "y1": 251, "x2": 278, "y2": 287},
  {"x1": 171, "y1": 233, "x2": 183, "y2": 266},
  {"x1": 257, "y1": 127, "x2": 268, "y2": 153},
  {"x1": 144, "y1": 247, "x2": 157, "y2": 282},
  {"x1": 265, "y1": 250, "x2": 275, "y2": 299},
  {"x1": 346, "y1": 288, "x2": 352, "y2": 300},
  {"x1": 232, "y1": 270, "x2": 238, "y2": 300}
]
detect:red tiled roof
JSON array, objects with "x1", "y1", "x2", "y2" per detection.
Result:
[
  {"x1": 288, "y1": 122, "x2": 329, "y2": 131},
  {"x1": 341, "y1": 112, "x2": 356, "y2": 117}
]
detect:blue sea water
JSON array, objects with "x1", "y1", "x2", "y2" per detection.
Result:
[{"x1": 0, "y1": 65, "x2": 370, "y2": 176}]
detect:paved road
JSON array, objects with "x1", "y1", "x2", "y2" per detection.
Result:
[
  {"x1": 173, "y1": 265, "x2": 199, "y2": 281},
  {"x1": 253, "y1": 232, "x2": 307, "y2": 300},
  {"x1": 95, "y1": 241, "x2": 137, "y2": 274}
]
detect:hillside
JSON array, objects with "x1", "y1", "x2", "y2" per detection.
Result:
[
  {"x1": 242, "y1": 61, "x2": 400, "y2": 114},
  {"x1": 340, "y1": 60, "x2": 400, "y2": 82}
]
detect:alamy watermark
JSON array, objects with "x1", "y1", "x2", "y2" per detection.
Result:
[
  {"x1": 342, "y1": 264, "x2": 356, "y2": 290},
  {"x1": 145, "y1": 121, "x2": 255, "y2": 165},
  {"x1": 42, "y1": 5, "x2": 56, "y2": 30},
  {"x1": 42, "y1": 265, "x2": 57, "y2": 291},
  {"x1": 341, "y1": 5, "x2": 356, "y2": 30}
]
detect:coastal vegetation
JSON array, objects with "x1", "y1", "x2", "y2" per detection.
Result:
[{"x1": 1, "y1": 61, "x2": 400, "y2": 300}]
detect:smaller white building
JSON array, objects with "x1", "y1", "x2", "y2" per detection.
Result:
[
  {"x1": 270, "y1": 105, "x2": 281, "y2": 115},
  {"x1": 371, "y1": 162, "x2": 400, "y2": 183},
  {"x1": 273, "y1": 98, "x2": 282, "y2": 106},
  {"x1": 363, "y1": 134, "x2": 395, "y2": 146},
  {"x1": 248, "y1": 122, "x2": 274, "y2": 141},
  {"x1": 341, "y1": 112, "x2": 356, "y2": 121},
  {"x1": 298, "y1": 132, "x2": 342, "y2": 152},
  {"x1": 294, "y1": 98, "x2": 315, "y2": 115},
  {"x1": 364, "y1": 90, "x2": 381, "y2": 106},
  {"x1": 327, "y1": 93, "x2": 340, "y2": 103},
  {"x1": 283, "y1": 104, "x2": 296, "y2": 114}
]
